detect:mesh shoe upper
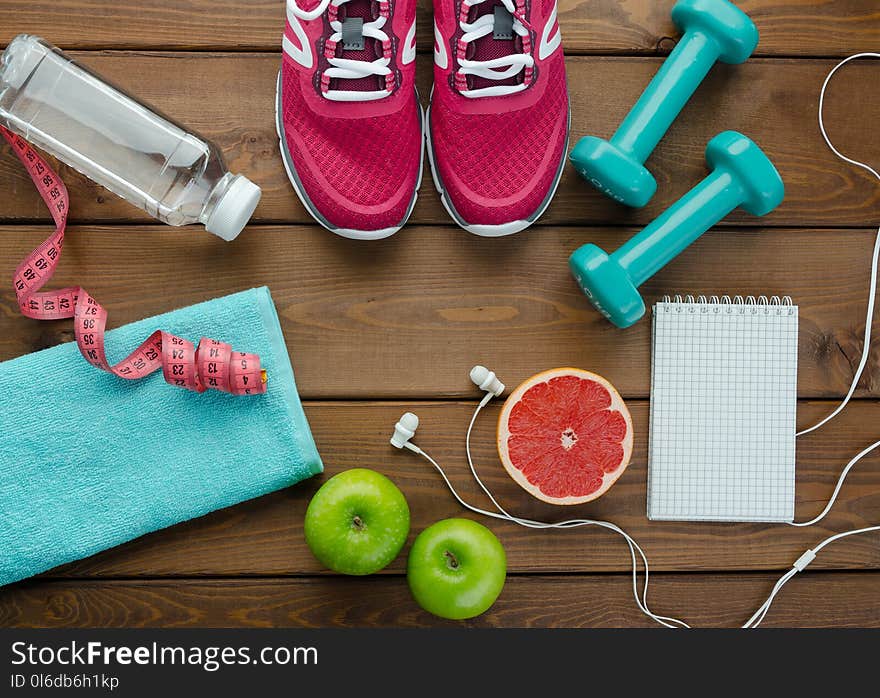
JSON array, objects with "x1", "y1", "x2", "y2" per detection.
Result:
[
  {"x1": 430, "y1": 0, "x2": 569, "y2": 229},
  {"x1": 279, "y1": 0, "x2": 422, "y2": 234}
]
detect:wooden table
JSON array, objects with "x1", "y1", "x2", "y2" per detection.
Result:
[{"x1": 1, "y1": 1, "x2": 879, "y2": 629}]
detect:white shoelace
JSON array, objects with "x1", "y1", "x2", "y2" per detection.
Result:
[
  {"x1": 457, "y1": 0, "x2": 535, "y2": 98},
  {"x1": 288, "y1": 0, "x2": 393, "y2": 102}
]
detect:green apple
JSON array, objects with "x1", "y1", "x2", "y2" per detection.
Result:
[
  {"x1": 304, "y1": 469, "x2": 410, "y2": 576},
  {"x1": 407, "y1": 518, "x2": 506, "y2": 620}
]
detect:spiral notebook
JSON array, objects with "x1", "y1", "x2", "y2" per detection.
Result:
[{"x1": 647, "y1": 295, "x2": 799, "y2": 523}]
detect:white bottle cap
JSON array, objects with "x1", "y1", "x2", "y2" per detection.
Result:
[
  {"x1": 205, "y1": 175, "x2": 262, "y2": 241},
  {"x1": 2, "y1": 35, "x2": 45, "y2": 91}
]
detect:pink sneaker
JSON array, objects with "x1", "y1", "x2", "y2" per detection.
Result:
[
  {"x1": 429, "y1": 0, "x2": 569, "y2": 236},
  {"x1": 276, "y1": 0, "x2": 423, "y2": 239}
]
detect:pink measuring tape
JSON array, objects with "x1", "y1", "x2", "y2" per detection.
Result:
[{"x1": 2, "y1": 125, "x2": 267, "y2": 396}]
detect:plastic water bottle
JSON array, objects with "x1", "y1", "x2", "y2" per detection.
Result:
[{"x1": 0, "y1": 34, "x2": 261, "y2": 241}]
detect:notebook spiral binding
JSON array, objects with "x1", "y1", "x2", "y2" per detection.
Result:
[{"x1": 659, "y1": 295, "x2": 796, "y2": 315}]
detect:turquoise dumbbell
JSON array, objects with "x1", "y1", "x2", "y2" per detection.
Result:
[
  {"x1": 569, "y1": 131, "x2": 784, "y2": 329},
  {"x1": 570, "y1": 0, "x2": 758, "y2": 208}
]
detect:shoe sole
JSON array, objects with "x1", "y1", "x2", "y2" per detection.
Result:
[
  {"x1": 275, "y1": 71, "x2": 425, "y2": 241},
  {"x1": 425, "y1": 96, "x2": 571, "y2": 237}
]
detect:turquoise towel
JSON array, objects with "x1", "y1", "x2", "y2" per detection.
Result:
[{"x1": 0, "y1": 286, "x2": 322, "y2": 587}]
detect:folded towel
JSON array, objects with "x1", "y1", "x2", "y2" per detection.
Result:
[{"x1": 0, "y1": 286, "x2": 322, "y2": 587}]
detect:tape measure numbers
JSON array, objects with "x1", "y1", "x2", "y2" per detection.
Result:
[{"x1": 2, "y1": 126, "x2": 267, "y2": 396}]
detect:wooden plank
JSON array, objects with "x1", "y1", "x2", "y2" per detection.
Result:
[
  {"x1": 1, "y1": 55, "x2": 878, "y2": 227},
  {"x1": 1, "y1": 1, "x2": 878, "y2": 56},
  {"x1": 9, "y1": 401, "x2": 876, "y2": 580},
  {"x1": 2, "y1": 573, "x2": 878, "y2": 628},
  {"x1": 2, "y1": 225, "x2": 878, "y2": 399}
]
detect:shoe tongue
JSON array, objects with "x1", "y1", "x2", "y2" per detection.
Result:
[
  {"x1": 466, "y1": 2, "x2": 523, "y2": 93},
  {"x1": 331, "y1": 0, "x2": 385, "y2": 93}
]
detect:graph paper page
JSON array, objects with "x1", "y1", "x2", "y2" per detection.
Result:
[{"x1": 647, "y1": 299, "x2": 798, "y2": 522}]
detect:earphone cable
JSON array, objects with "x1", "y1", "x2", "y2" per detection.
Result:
[
  {"x1": 743, "y1": 524, "x2": 880, "y2": 628},
  {"x1": 726, "y1": 55, "x2": 880, "y2": 623},
  {"x1": 790, "y1": 438, "x2": 880, "y2": 527},
  {"x1": 788, "y1": 53, "x2": 880, "y2": 529},
  {"x1": 797, "y1": 53, "x2": 880, "y2": 439}
]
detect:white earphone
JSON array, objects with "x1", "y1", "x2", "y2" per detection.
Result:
[
  {"x1": 390, "y1": 412, "x2": 420, "y2": 450},
  {"x1": 469, "y1": 365, "x2": 505, "y2": 396}
]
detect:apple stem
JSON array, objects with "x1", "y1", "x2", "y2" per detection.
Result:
[
  {"x1": 444, "y1": 550, "x2": 460, "y2": 570},
  {"x1": 352, "y1": 515, "x2": 365, "y2": 531}
]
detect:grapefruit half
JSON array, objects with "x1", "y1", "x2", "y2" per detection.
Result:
[{"x1": 497, "y1": 368, "x2": 634, "y2": 505}]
